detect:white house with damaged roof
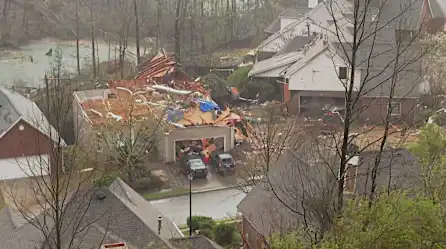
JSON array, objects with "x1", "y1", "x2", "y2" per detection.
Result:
[
  {"x1": 250, "y1": 0, "x2": 427, "y2": 124},
  {"x1": 256, "y1": 0, "x2": 352, "y2": 54},
  {"x1": 264, "y1": 0, "x2": 324, "y2": 35}
]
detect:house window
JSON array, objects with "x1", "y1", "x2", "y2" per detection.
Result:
[
  {"x1": 395, "y1": 29, "x2": 413, "y2": 43},
  {"x1": 339, "y1": 67, "x2": 348, "y2": 80},
  {"x1": 388, "y1": 101, "x2": 402, "y2": 116}
]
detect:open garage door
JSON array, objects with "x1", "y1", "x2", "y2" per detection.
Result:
[
  {"x1": 164, "y1": 126, "x2": 235, "y2": 162},
  {"x1": 0, "y1": 155, "x2": 50, "y2": 180}
]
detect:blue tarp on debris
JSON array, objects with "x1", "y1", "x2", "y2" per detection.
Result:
[
  {"x1": 167, "y1": 109, "x2": 184, "y2": 122},
  {"x1": 195, "y1": 99, "x2": 220, "y2": 112}
]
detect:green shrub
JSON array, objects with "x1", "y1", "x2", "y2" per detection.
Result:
[
  {"x1": 199, "y1": 228, "x2": 213, "y2": 239},
  {"x1": 213, "y1": 223, "x2": 236, "y2": 246},
  {"x1": 186, "y1": 216, "x2": 214, "y2": 232},
  {"x1": 227, "y1": 66, "x2": 251, "y2": 93},
  {"x1": 94, "y1": 172, "x2": 118, "y2": 187},
  {"x1": 133, "y1": 175, "x2": 165, "y2": 192}
]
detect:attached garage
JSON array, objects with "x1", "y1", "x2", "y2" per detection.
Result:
[
  {"x1": 0, "y1": 155, "x2": 50, "y2": 180},
  {"x1": 163, "y1": 126, "x2": 235, "y2": 163}
]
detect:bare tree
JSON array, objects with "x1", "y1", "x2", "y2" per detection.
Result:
[
  {"x1": 89, "y1": 0, "x2": 96, "y2": 78},
  {"x1": 239, "y1": 0, "x2": 430, "y2": 245},
  {"x1": 100, "y1": 90, "x2": 167, "y2": 185},
  {"x1": 156, "y1": 0, "x2": 163, "y2": 50},
  {"x1": 75, "y1": 0, "x2": 81, "y2": 76},
  {"x1": 2, "y1": 48, "x2": 109, "y2": 249},
  {"x1": 421, "y1": 33, "x2": 446, "y2": 109},
  {"x1": 315, "y1": 0, "x2": 427, "y2": 211},
  {"x1": 174, "y1": 0, "x2": 184, "y2": 63},
  {"x1": 133, "y1": 0, "x2": 141, "y2": 64},
  {"x1": 235, "y1": 105, "x2": 299, "y2": 192}
]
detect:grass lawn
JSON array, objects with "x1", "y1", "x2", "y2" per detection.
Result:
[{"x1": 143, "y1": 187, "x2": 189, "y2": 200}]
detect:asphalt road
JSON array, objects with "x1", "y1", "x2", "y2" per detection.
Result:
[{"x1": 149, "y1": 188, "x2": 247, "y2": 225}]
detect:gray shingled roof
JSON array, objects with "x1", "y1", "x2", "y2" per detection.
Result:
[
  {"x1": 0, "y1": 178, "x2": 198, "y2": 249},
  {"x1": 264, "y1": 18, "x2": 281, "y2": 34},
  {"x1": 275, "y1": 36, "x2": 315, "y2": 55},
  {"x1": 378, "y1": 0, "x2": 424, "y2": 30},
  {"x1": 0, "y1": 87, "x2": 65, "y2": 144},
  {"x1": 44, "y1": 178, "x2": 176, "y2": 249},
  {"x1": 249, "y1": 51, "x2": 304, "y2": 77},
  {"x1": 355, "y1": 148, "x2": 422, "y2": 195},
  {"x1": 345, "y1": 0, "x2": 423, "y2": 29},
  {"x1": 170, "y1": 236, "x2": 224, "y2": 249},
  {"x1": 237, "y1": 148, "x2": 338, "y2": 238},
  {"x1": 0, "y1": 208, "x2": 46, "y2": 249},
  {"x1": 429, "y1": 0, "x2": 446, "y2": 18},
  {"x1": 264, "y1": 2, "x2": 319, "y2": 34},
  {"x1": 238, "y1": 146, "x2": 422, "y2": 239}
]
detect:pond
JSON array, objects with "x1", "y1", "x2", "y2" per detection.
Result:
[{"x1": 0, "y1": 38, "x2": 137, "y2": 88}]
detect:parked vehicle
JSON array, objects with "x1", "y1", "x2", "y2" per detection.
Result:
[
  {"x1": 179, "y1": 155, "x2": 208, "y2": 178},
  {"x1": 210, "y1": 152, "x2": 235, "y2": 175},
  {"x1": 321, "y1": 106, "x2": 345, "y2": 134}
]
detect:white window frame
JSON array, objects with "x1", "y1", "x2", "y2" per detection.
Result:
[{"x1": 388, "y1": 101, "x2": 402, "y2": 116}]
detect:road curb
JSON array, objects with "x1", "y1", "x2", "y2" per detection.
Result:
[{"x1": 147, "y1": 177, "x2": 263, "y2": 201}]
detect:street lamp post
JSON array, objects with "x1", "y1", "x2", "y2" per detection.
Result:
[{"x1": 188, "y1": 173, "x2": 193, "y2": 237}]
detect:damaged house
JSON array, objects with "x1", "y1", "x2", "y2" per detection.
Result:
[
  {"x1": 73, "y1": 51, "x2": 250, "y2": 163},
  {"x1": 249, "y1": 0, "x2": 426, "y2": 124}
]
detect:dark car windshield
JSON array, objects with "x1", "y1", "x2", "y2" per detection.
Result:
[{"x1": 188, "y1": 159, "x2": 206, "y2": 170}]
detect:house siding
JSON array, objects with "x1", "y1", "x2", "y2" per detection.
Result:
[
  {"x1": 287, "y1": 51, "x2": 361, "y2": 91},
  {"x1": 0, "y1": 120, "x2": 52, "y2": 159},
  {"x1": 242, "y1": 216, "x2": 266, "y2": 249},
  {"x1": 0, "y1": 120, "x2": 61, "y2": 174},
  {"x1": 287, "y1": 91, "x2": 418, "y2": 124},
  {"x1": 428, "y1": 18, "x2": 446, "y2": 33},
  {"x1": 356, "y1": 97, "x2": 418, "y2": 124},
  {"x1": 287, "y1": 90, "x2": 345, "y2": 115},
  {"x1": 419, "y1": 0, "x2": 446, "y2": 34},
  {"x1": 419, "y1": 0, "x2": 432, "y2": 34}
]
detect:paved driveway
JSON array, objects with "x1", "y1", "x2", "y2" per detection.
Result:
[{"x1": 173, "y1": 162, "x2": 239, "y2": 192}]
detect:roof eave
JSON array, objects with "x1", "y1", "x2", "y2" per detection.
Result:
[
  {"x1": 249, "y1": 56, "x2": 302, "y2": 77},
  {"x1": 0, "y1": 117, "x2": 21, "y2": 141}
]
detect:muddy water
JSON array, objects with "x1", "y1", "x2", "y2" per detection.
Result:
[{"x1": 0, "y1": 38, "x2": 136, "y2": 88}]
